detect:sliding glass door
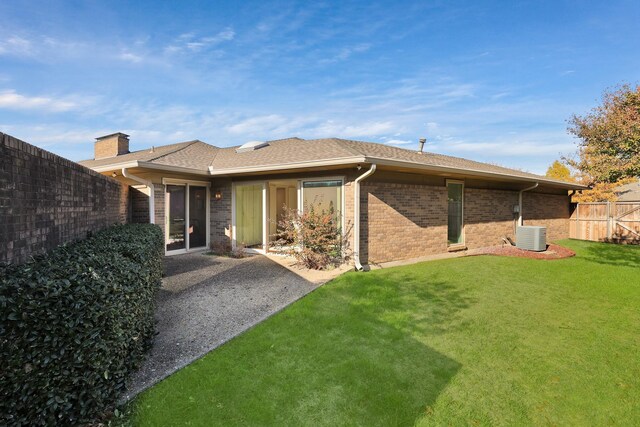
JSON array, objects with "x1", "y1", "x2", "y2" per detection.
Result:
[
  {"x1": 189, "y1": 186, "x2": 207, "y2": 249},
  {"x1": 165, "y1": 182, "x2": 209, "y2": 254},
  {"x1": 166, "y1": 185, "x2": 186, "y2": 251}
]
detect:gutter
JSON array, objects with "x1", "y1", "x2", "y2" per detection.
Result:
[
  {"x1": 93, "y1": 161, "x2": 210, "y2": 176},
  {"x1": 207, "y1": 156, "x2": 366, "y2": 176},
  {"x1": 518, "y1": 182, "x2": 539, "y2": 226},
  {"x1": 364, "y1": 157, "x2": 587, "y2": 190},
  {"x1": 122, "y1": 168, "x2": 155, "y2": 224},
  {"x1": 353, "y1": 164, "x2": 377, "y2": 271}
]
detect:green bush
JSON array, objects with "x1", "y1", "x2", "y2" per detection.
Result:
[{"x1": 0, "y1": 224, "x2": 164, "y2": 426}]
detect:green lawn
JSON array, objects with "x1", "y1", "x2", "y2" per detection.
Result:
[{"x1": 129, "y1": 240, "x2": 640, "y2": 426}]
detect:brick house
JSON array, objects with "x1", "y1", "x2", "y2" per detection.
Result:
[{"x1": 79, "y1": 133, "x2": 585, "y2": 268}]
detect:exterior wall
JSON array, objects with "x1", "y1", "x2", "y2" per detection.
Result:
[
  {"x1": 360, "y1": 181, "x2": 448, "y2": 263},
  {"x1": 104, "y1": 165, "x2": 570, "y2": 263},
  {"x1": 0, "y1": 132, "x2": 128, "y2": 265},
  {"x1": 229, "y1": 169, "x2": 358, "y2": 253},
  {"x1": 153, "y1": 184, "x2": 165, "y2": 237},
  {"x1": 210, "y1": 178, "x2": 232, "y2": 249},
  {"x1": 522, "y1": 192, "x2": 571, "y2": 242},
  {"x1": 130, "y1": 187, "x2": 150, "y2": 223},
  {"x1": 464, "y1": 188, "x2": 518, "y2": 249},
  {"x1": 360, "y1": 171, "x2": 572, "y2": 263}
]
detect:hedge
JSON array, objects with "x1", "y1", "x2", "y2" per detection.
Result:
[{"x1": 0, "y1": 223, "x2": 164, "y2": 426}]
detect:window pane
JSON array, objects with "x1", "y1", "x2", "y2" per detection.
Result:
[
  {"x1": 189, "y1": 186, "x2": 207, "y2": 248},
  {"x1": 166, "y1": 185, "x2": 186, "y2": 251},
  {"x1": 447, "y1": 183, "x2": 463, "y2": 245},
  {"x1": 303, "y1": 180, "x2": 342, "y2": 227}
]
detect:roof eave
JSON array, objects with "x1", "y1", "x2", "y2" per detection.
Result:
[
  {"x1": 207, "y1": 156, "x2": 366, "y2": 176},
  {"x1": 366, "y1": 157, "x2": 588, "y2": 190},
  {"x1": 90, "y1": 160, "x2": 210, "y2": 176}
]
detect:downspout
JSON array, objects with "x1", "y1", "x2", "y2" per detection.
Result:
[
  {"x1": 518, "y1": 182, "x2": 539, "y2": 226},
  {"x1": 122, "y1": 168, "x2": 155, "y2": 224},
  {"x1": 353, "y1": 164, "x2": 376, "y2": 271}
]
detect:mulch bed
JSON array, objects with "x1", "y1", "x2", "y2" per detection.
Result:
[{"x1": 475, "y1": 243, "x2": 576, "y2": 260}]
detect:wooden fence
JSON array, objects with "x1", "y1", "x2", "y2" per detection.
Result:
[{"x1": 570, "y1": 202, "x2": 640, "y2": 244}]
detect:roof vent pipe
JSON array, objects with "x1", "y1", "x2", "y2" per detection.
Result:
[{"x1": 418, "y1": 138, "x2": 426, "y2": 153}]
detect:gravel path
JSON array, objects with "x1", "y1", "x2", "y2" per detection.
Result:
[{"x1": 122, "y1": 252, "x2": 317, "y2": 401}]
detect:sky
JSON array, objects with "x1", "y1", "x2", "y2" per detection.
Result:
[{"x1": 0, "y1": 0, "x2": 638, "y2": 174}]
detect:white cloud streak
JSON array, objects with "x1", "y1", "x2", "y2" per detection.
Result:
[
  {"x1": 165, "y1": 28, "x2": 235, "y2": 54},
  {"x1": 0, "y1": 90, "x2": 84, "y2": 112}
]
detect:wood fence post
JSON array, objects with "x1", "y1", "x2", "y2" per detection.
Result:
[
  {"x1": 576, "y1": 203, "x2": 580, "y2": 240},
  {"x1": 606, "y1": 201, "x2": 611, "y2": 240}
]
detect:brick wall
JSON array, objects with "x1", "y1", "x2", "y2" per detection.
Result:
[
  {"x1": 131, "y1": 187, "x2": 150, "y2": 223},
  {"x1": 361, "y1": 181, "x2": 448, "y2": 263},
  {"x1": 360, "y1": 180, "x2": 571, "y2": 263},
  {"x1": 153, "y1": 184, "x2": 165, "y2": 235},
  {"x1": 464, "y1": 188, "x2": 519, "y2": 249},
  {"x1": 210, "y1": 178, "x2": 232, "y2": 249},
  {"x1": 522, "y1": 192, "x2": 571, "y2": 241},
  {"x1": 0, "y1": 133, "x2": 128, "y2": 265}
]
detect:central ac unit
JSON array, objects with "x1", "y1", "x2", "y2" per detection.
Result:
[{"x1": 516, "y1": 226, "x2": 547, "y2": 251}]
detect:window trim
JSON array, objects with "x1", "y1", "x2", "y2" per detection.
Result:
[
  {"x1": 446, "y1": 179, "x2": 465, "y2": 247},
  {"x1": 299, "y1": 176, "x2": 345, "y2": 231}
]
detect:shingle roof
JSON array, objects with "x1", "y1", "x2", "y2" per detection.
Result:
[
  {"x1": 78, "y1": 136, "x2": 584, "y2": 188},
  {"x1": 77, "y1": 140, "x2": 214, "y2": 169},
  {"x1": 208, "y1": 138, "x2": 358, "y2": 170},
  {"x1": 615, "y1": 180, "x2": 640, "y2": 201}
]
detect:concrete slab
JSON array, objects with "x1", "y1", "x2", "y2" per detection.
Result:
[{"x1": 122, "y1": 252, "x2": 318, "y2": 401}]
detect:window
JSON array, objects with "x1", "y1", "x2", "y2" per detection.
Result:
[
  {"x1": 447, "y1": 181, "x2": 464, "y2": 245},
  {"x1": 302, "y1": 180, "x2": 343, "y2": 227}
]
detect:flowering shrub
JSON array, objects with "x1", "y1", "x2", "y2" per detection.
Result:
[{"x1": 271, "y1": 206, "x2": 349, "y2": 270}]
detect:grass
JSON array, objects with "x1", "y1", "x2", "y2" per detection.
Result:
[{"x1": 129, "y1": 240, "x2": 640, "y2": 426}]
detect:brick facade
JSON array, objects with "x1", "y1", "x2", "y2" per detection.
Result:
[
  {"x1": 0, "y1": 133, "x2": 129, "y2": 265},
  {"x1": 464, "y1": 188, "x2": 518, "y2": 249},
  {"x1": 522, "y1": 192, "x2": 571, "y2": 242},
  {"x1": 360, "y1": 179, "x2": 571, "y2": 264},
  {"x1": 1, "y1": 129, "x2": 571, "y2": 266},
  {"x1": 210, "y1": 178, "x2": 232, "y2": 249},
  {"x1": 360, "y1": 181, "x2": 448, "y2": 263},
  {"x1": 130, "y1": 187, "x2": 150, "y2": 223},
  {"x1": 153, "y1": 184, "x2": 165, "y2": 234}
]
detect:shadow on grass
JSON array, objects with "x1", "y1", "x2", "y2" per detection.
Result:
[
  {"x1": 132, "y1": 270, "x2": 469, "y2": 426},
  {"x1": 579, "y1": 241, "x2": 640, "y2": 269}
]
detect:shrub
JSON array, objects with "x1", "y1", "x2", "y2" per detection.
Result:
[
  {"x1": 0, "y1": 223, "x2": 164, "y2": 426},
  {"x1": 209, "y1": 240, "x2": 246, "y2": 258},
  {"x1": 271, "y1": 206, "x2": 349, "y2": 270}
]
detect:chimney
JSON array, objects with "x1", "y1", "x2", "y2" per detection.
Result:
[
  {"x1": 418, "y1": 137, "x2": 426, "y2": 153},
  {"x1": 94, "y1": 132, "x2": 130, "y2": 159}
]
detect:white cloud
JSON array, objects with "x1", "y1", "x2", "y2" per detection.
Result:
[
  {"x1": 0, "y1": 90, "x2": 83, "y2": 112},
  {"x1": 320, "y1": 43, "x2": 371, "y2": 64},
  {"x1": 311, "y1": 120, "x2": 396, "y2": 137},
  {"x1": 119, "y1": 50, "x2": 143, "y2": 63},
  {"x1": 226, "y1": 114, "x2": 287, "y2": 134},
  {"x1": 165, "y1": 28, "x2": 235, "y2": 54},
  {"x1": 0, "y1": 36, "x2": 32, "y2": 56}
]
